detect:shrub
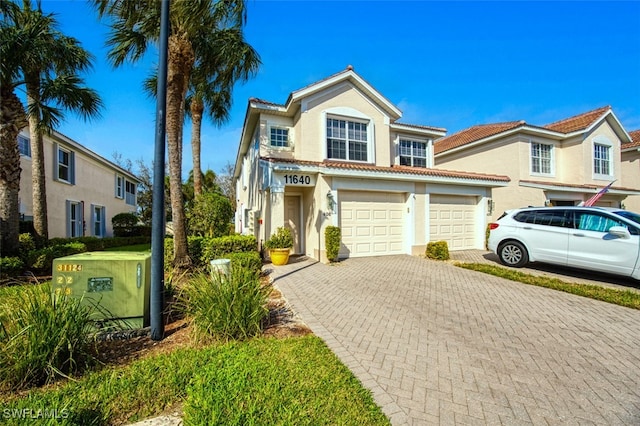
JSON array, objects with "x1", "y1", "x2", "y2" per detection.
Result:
[
  {"x1": 179, "y1": 266, "x2": 270, "y2": 343},
  {"x1": 0, "y1": 257, "x2": 24, "y2": 279},
  {"x1": 0, "y1": 283, "x2": 95, "y2": 390},
  {"x1": 28, "y1": 242, "x2": 87, "y2": 273},
  {"x1": 325, "y1": 226, "x2": 341, "y2": 262},
  {"x1": 225, "y1": 251, "x2": 263, "y2": 277},
  {"x1": 18, "y1": 233, "x2": 35, "y2": 262},
  {"x1": 426, "y1": 240, "x2": 450, "y2": 261},
  {"x1": 200, "y1": 235, "x2": 258, "y2": 262},
  {"x1": 112, "y1": 212, "x2": 139, "y2": 237},
  {"x1": 264, "y1": 227, "x2": 293, "y2": 250},
  {"x1": 186, "y1": 193, "x2": 234, "y2": 238}
]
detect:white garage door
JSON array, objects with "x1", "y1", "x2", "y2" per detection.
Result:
[
  {"x1": 339, "y1": 191, "x2": 405, "y2": 257},
  {"x1": 430, "y1": 194, "x2": 478, "y2": 250}
]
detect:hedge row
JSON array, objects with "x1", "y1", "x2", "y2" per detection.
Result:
[{"x1": 164, "y1": 235, "x2": 258, "y2": 271}]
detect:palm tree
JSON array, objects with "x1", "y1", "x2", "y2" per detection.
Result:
[
  {"x1": 185, "y1": 26, "x2": 259, "y2": 196},
  {"x1": 93, "y1": 0, "x2": 257, "y2": 270},
  {"x1": 2, "y1": 1, "x2": 102, "y2": 245}
]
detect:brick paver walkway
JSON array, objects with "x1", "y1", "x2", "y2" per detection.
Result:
[{"x1": 268, "y1": 255, "x2": 640, "y2": 425}]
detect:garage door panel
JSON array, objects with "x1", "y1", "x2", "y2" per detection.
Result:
[
  {"x1": 340, "y1": 191, "x2": 405, "y2": 257},
  {"x1": 430, "y1": 195, "x2": 478, "y2": 251}
]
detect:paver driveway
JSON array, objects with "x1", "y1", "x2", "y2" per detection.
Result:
[{"x1": 268, "y1": 255, "x2": 640, "y2": 425}]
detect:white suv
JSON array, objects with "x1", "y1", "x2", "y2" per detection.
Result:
[{"x1": 487, "y1": 206, "x2": 640, "y2": 279}]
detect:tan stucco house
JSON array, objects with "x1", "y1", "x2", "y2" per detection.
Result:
[
  {"x1": 434, "y1": 106, "x2": 640, "y2": 220},
  {"x1": 18, "y1": 128, "x2": 140, "y2": 238},
  {"x1": 233, "y1": 66, "x2": 509, "y2": 260},
  {"x1": 621, "y1": 129, "x2": 640, "y2": 212}
]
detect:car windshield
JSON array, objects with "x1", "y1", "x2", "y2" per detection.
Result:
[{"x1": 612, "y1": 210, "x2": 640, "y2": 225}]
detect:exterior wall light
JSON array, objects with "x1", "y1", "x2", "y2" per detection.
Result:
[{"x1": 327, "y1": 191, "x2": 336, "y2": 213}]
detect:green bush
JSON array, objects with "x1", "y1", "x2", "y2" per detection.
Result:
[
  {"x1": 200, "y1": 235, "x2": 258, "y2": 262},
  {"x1": 325, "y1": 226, "x2": 341, "y2": 262},
  {"x1": 425, "y1": 240, "x2": 450, "y2": 261},
  {"x1": 0, "y1": 257, "x2": 24, "y2": 279},
  {"x1": 18, "y1": 233, "x2": 35, "y2": 262},
  {"x1": 28, "y1": 242, "x2": 87, "y2": 273},
  {"x1": 264, "y1": 227, "x2": 293, "y2": 249},
  {"x1": 225, "y1": 251, "x2": 263, "y2": 277},
  {"x1": 179, "y1": 266, "x2": 270, "y2": 343},
  {"x1": 112, "y1": 212, "x2": 139, "y2": 237},
  {"x1": 0, "y1": 283, "x2": 95, "y2": 390},
  {"x1": 186, "y1": 193, "x2": 234, "y2": 238}
]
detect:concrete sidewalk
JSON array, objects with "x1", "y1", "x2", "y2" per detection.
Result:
[{"x1": 269, "y1": 255, "x2": 640, "y2": 424}]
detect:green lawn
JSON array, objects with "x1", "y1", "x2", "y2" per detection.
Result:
[
  {"x1": 0, "y1": 336, "x2": 389, "y2": 425},
  {"x1": 456, "y1": 262, "x2": 640, "y2": 310}
]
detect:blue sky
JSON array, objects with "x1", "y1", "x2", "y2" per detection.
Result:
[{"x1": 38, "y1": 0, "x2": 640, "y2": 178}]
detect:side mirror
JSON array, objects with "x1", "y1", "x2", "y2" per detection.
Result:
[{"x1": 608, "y1": 226, "x2": 631, "y2": 239}]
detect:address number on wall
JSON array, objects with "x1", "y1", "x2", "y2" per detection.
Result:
[{"x1": 283, "y1": 174, "x2": 313, "y2": 186}]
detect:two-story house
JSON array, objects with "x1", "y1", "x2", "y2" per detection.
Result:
[
  {"x1": 434, "y1": 106, "x2": 640, "y2": 219},
  {"x1": 621, "y1": 130, "x2": 640, "y2": 212},
  {"x1": 18, "y1": 128, "x2": 140, "y2": 238},
  {"x1": 233, "y1": 67, "x2": 509, "y2": 261}
]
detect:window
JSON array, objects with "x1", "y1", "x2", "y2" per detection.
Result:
[
  {"x1": 270, "y1": 127, "x2": 289, "y2": 147},
  {"x1": 399, "y1": 139, "x2": 427, "y2": 168},
  {"x1": 531, "y1": 142, "x2": 552, "y2": 174},
  {"x1": 92, "y1": 205, "x2": 106, "y2": 237},
  {"x1": 594, "y1": 143, "x2": 611, "y2": 176},
  {"x1": 54, "y1": 144, "x2": 75, "y2": 184},
  {"x1": 115, "y1": 175, "x2": 124, "y2": 199},
  {"x1": 575, "y1": 212, "x2": 621, "y2": 233},
  {"x1": 513, "y1": 209, "x2": 569, "y2": 227},
  {"x1": 125, "y1": 180, "x2": 136, "y2": 206},
  {"x1": 18, "y1": 135, "x2": 30, "y2": 157},
  {"x1": 66, "y1": 201, "x2": 83, "y2": 237},
  {"x1": 327, "y1": 118, "x2": 368, "y2": 161}
]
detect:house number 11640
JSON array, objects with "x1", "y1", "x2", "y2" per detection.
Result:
[{"x1": 284, "y1": 174, "x2": 312, "y2": 185}]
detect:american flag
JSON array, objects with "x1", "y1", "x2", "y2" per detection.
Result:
[{"x1": 582, "y1": 181, "x2": 615, "y2": 207}]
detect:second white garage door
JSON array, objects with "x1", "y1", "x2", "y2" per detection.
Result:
[
  {"x1": 430, "y1": 194, "x2": 478, "y2": 250},
  {"x1": 339, "y1": 191, "x2": 405, "y2": 257}
]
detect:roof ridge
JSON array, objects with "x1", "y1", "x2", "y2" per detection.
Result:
[{"x1": 543, "y1": 105, "x2": 610, "y2": 130}]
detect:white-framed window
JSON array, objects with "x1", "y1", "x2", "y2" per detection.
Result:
[
  {"x1": 530, "y1": 141, "x2": 553, "y2": 175},
  {"x1": 18, "y1": 135, "x2": 30, "y2": 157},
  {"x1": 66, "y1": 200, "x2": 83, "y2": 237},
  {"x1": 54, "y1": 143, "x2": 75, "y2": 184},
  {"x1": 115, "y1": 175, "x2": 124, "y2": 199},
  {"x1": 91, "y1": 204, "x2": 106, "y2": 237},
  {"x1": 125, "y1": 180, "x2": 136, "y2": 206},
  {"x1": 269, "y1": 127, "x2": 289, "y2": 147},
  {"x1": 399, "y1": 138, "x2": 427, "y2": 168},
  {"x1": 326, "y1": 117, "x2": 368, "y2": 161},
  {"x1": 594, "y1": 143, "x2": 612, "y2": 176}
]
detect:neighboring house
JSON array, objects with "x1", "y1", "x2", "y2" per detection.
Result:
[
  {"x1": 233, "y1": 66, "x2": 509, "y2": 260},
  {"x1": 434, "y1": 106, "x2": 640, "y2": 220},
  {"x1": 18, "y1": 128, "x2": 140, "y2": 238},
  {"x1": 621, "y1": 129, "x2": 640, "y2": 212}
]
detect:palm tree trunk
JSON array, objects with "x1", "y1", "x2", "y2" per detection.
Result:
[
  {"x1": 0, "y1": 86, "x2": 27, "y2": 257},
  {"x1": 190, "y1": 97, "x2": 204, "y2": 197},
  {"x1": 26, "y1": 78, "x2": 49, "y2": 245},
  {"x1": 166, "y1": 34, "x2": 195, "y2": 270}
]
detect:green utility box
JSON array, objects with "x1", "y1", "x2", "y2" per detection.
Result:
[{"x1": 52, "y1": 252, "x2": 151, "y2": 329}]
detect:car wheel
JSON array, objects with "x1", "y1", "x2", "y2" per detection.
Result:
[{"x1": 498, "y1": 241, "x2": 528, "y2": 267}]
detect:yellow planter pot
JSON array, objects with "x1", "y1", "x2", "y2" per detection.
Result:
[{"x1": 269, "y1": 248, "x2": 291, "y2": 266}]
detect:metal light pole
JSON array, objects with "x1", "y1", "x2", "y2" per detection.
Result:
[{"x1": 150, "y1": 0, "x2": 170, "y2": 341}]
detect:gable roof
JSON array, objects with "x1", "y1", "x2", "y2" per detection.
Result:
[
  {"x1": 543, "y1": 105, "x2": 611, "y2": 133},
  {"x1": 435, "y1": 106, "x2": 632, "y2": 156},
  {"x1": 622, "y1": 129, "x2": 640, "y2": 151}
]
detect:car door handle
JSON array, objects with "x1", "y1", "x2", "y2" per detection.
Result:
[
  {"x1": 573, "y1": 233, "x2": 585, "y2": 237},
  {"x1": 523, "y1": 226, "x2": 532, "y2": 230}
]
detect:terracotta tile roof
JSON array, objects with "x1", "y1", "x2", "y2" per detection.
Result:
[
  {"x1": 433, "y1": 121, "x2": 525, "y2": 154},
  {"x1": 249, "y1": 97, "x2": 283, "y2": 108},
  {"x1": 262, "y1": 157, "x2": 510, "y2": 183},
  {"x1": 520, "y1": 179, "x2": 640, "y2": 193},
  {"x1": 543, "y1": 105, "x2": 610, "y2": 133},
  {"x1": 392, "y1": 122, "x2": 447, "y2": 133},
  {"x1": 622, "y1": 129, "x2": 640, "y2": 150}
]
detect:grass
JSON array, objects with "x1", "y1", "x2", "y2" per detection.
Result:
[
  {"x1": 456, "y1": 262, "x2": 640, "y2": 310},
  {"x1": 0, "y1": 336, "x2": 389, "y2": 426}
]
